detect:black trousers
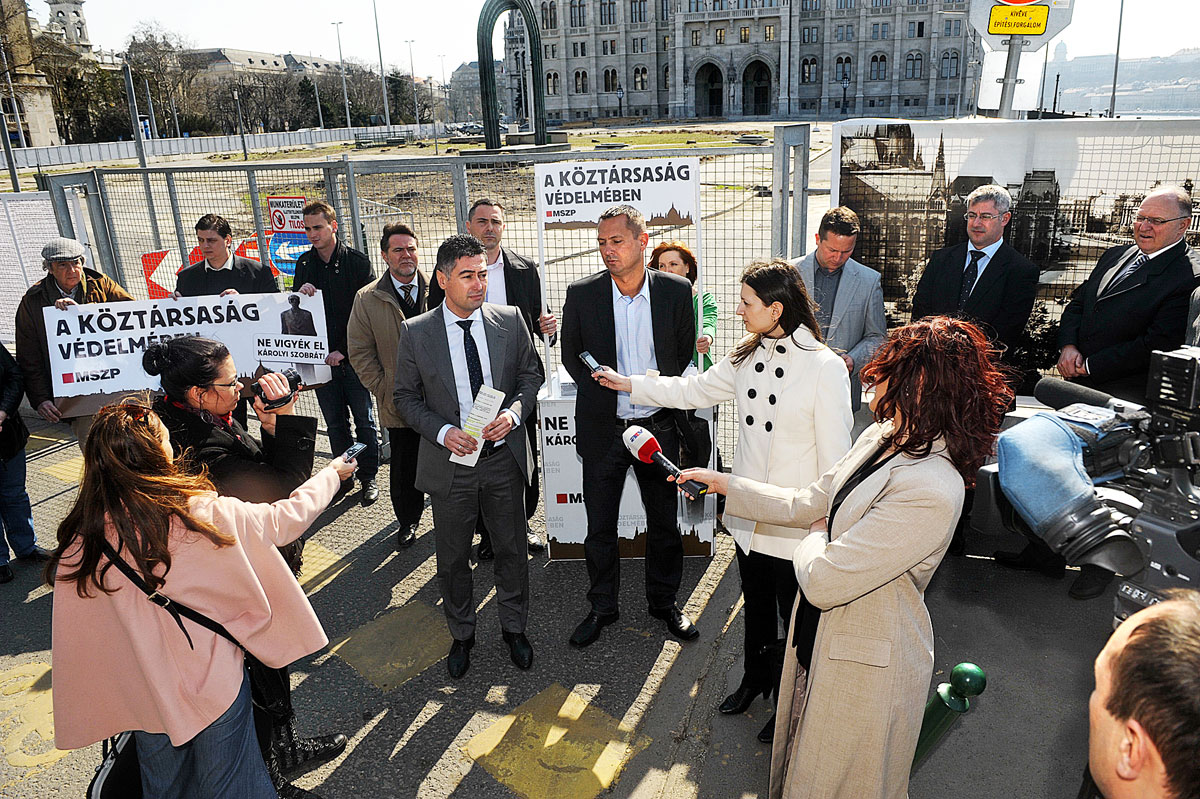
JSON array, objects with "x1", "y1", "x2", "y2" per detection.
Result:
[
  {"x1": 478, "y1": 412, "x2": 541, "y2": 540},
  {"x1": 387, "y1": 427, "x2": 425, "y2": 527},
  {"x1": 735, "y1": 545, "x2": 798, "y2": 683},
  {"x1": 581, "y1": 415, "x2": 683, "y2": 615}
]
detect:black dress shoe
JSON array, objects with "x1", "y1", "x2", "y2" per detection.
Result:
[
  {"x1": 947, "y1": 531, "x2": 965, "y2": 557},
  {"x1": 447, "y1": 636, "x2": 475, "y2": 679},
  {"x1": 476, "y1": 538, "x2": 494, "y2": 561},
  {"x1": 649, "y1": 604, "x2": 700, "y2": 641},
  {"x1": 15, "y1": 545, "x2": 51, "y2": 563},
  {"x1": 502, "y1": 630, "x2": 534, "y2": 670},
  {"x1": 274, "y1": 726, "x2": 348, "y2": 776},
  {"x1": 360, "y1": 479, "x2": 379, "y2": 507},
  {"x1": 0, "y1": 564, "x2": 13, "y2": 584},
  {"x1": 757, "y1": 713, "x2": 776, "y2": 744},
  {"x1": 1069, "y1": 564, "x2": 1115, "y2": 600},
  {"x1": 526, "y1": 530, "x2": 546, "y2": 552},
  {"x1": 718, "y1": 677, "x2": 770, "y2": 715},
  {"x1": 396, "y1": 524, "x2": 417, "y2": 549},
  {"x1": 569, "y1": 610, "x2": 620, "y2": 648},
  {"x1": 993, "y1": 543, "x2": 1065, "y2": 578}
]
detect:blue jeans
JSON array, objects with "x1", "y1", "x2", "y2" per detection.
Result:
[
  {"x1": 315, "y1": 362, "x2": 379, "y2": 481},
  {"x1": 0, "y1": 449, "x2": 35, "y2": 566},
  {"x1": 996, "y1": 412, "x2": 1094, "y2": 536},
  {"x1": 135, "y1": 670, "x2": 274, "y2": 799}
]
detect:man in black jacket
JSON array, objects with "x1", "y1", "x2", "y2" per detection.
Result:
[
  {"x1": 911, "y1": 184, "x2": 1039, "y2": 367},
  {"x1": 561, "y1": 205, "x2": 699, "y2": 649},
  {"x1": 175, "y1": 214, "x2": 279, "y2": 298},
  {"x1": 0, "y1": 342, "x2": 43, "y2": 584},
  {"x1": 294, "y1": 201, "x2": 379, "y2": 505},
  {"x1": 428, "y1": 199, "x2": 557, "y2": 555}
]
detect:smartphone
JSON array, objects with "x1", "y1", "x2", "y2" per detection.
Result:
[
  {"x1": 342, "y1": 443, "x2": 367, "y2": 460},
  {"x1": 579, "y1": 350, "x2": 602, "y2": 373}
]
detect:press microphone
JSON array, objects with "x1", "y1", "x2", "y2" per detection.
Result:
[
  {"x1": 622, "y1": 425, "x2": 709, "y2": 501},
  {"x1": 1033, "y1": 377, "x2": 1145, "y2": 413}
]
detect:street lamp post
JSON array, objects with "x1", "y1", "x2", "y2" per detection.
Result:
[
  {"x1": 372, "y1": 0, "x2": 391, "y2": 128},
  {"x1": 617, "y1": 84, "x2": 624, "y2": 117},
  {"x1": 438, "y1": 54, "x2": 448, "y2": 122},
  {"x1": 312, "y1": 72, "x2": 324, "y2": 128},
  {"x1": 233, "y1": 87, "x2": 248, "y2": 160},
  {"x1": 405, "y1": 41, "x2": 422, "y2": 138},
  {"x1": 1108, "y1": 0, "x2": 1125, "y2": 118},
  {"x1": 332, "y1": 22, "x2": 352, "y2": 128},
  {"x1": 429, "y1": 77, "x2": 438, "y2": 154},
  {"x1": 841, "y1": 77, "x2": 850, "y2": 116}
]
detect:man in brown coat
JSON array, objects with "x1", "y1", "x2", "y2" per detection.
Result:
[
  {"x1": 347, "y1": 222, "x2": 429, "y2": 548},
  {"x1": 14, "y1": 238, "x2": 132, "y2": 447}
]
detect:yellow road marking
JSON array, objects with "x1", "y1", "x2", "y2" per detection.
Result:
[
  {"x1": 329, "y1": 601, "x2": 452, "y2": 692},
  {"x1": 39, "y1": 456, "x2": 83, "y2": 484},
  {"x1": 298, "y1": 541, "x2": 352, "y2": 597},
  {"x1": 465, "y1": 682, "x2": 650, "y2": 799},
  {"x1": 0, "y1": 661, "x2": 70, "y2": 777}
]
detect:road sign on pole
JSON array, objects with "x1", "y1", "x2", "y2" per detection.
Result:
[
  {"x1": 969, "y1": 0, "x2": 1073, "y2": 53},
  {"x1": 266, "y1": 196, "x2": 309, "y2": 277}
]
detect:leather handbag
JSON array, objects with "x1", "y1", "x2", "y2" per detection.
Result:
[{"x1": 86, "y1": 731, "x2": 140, "y2": 799}]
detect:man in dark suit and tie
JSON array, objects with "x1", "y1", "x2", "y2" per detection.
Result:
[
  {"x1": 348, "y1": 222, "x2": 430, "y2": 548},
  {"x1": 428, "y1": 198, "x2": 557, "y2": 556},
  {"x1": 393, "y1": 234, "x2": 544, "y2": 679},
  {"x1": 911, "y1": 184, "x2": 1039, "y2": 370},
  {"x1": 561, "y1": 204, "x2": 700, "y2": 648},
  {"x1": 998, "y1": 185, "x2": 1200, "y2": 600}
]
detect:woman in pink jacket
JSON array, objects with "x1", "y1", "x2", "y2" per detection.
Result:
[{"x1": 47, "y1": 402, "x2": 356, "y2": 797}]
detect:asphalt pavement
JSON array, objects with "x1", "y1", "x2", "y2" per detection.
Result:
[{"x1": 0, "y1": 405, "x2": 1110, "y2": 799}]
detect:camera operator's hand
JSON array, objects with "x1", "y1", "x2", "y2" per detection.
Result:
[
  {"x1": 251, "y1": 371, "x2": 299, "y2": 435},
  {"x1": 1057, "y1": 345, "x2": 1087, "y2": 379}
]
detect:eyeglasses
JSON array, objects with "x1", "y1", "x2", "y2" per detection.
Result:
[
  {"x1": 1134, "y1": 215, "x2": 1189, "y2": 227},
  {"x1": 207, "y1": 379, "x2": 241, "y2": 392},
  {"x1": 963, "y1": 212, "x2": 1002, "y2": 222}
]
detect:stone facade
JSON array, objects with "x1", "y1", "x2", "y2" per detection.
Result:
[{"x1": 503, "y1": 0, "x2": 977, "y2": 122}]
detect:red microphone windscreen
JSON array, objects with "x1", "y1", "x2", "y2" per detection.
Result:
[{"x1": 621, "y1": 425, "x2": 661, "y2": 463}]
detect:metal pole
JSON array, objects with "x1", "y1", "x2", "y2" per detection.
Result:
[
  {"x1": 1038, "y1": 39, "x2": 1050, "y2": 119},
  {"x1": 123, "y1": 62, "x2": 148, "y2": 169},
  {"x1": 406, "y1": 40, "x2": 420, "y2": 137},
  {"x1": 247, "y1": 170, "x2": 270, "y2": 271},
  {"x1": 997, "y1": 37, "x2": 1024, "y2": 120},
  {"x1": 342, "y1": 154, "x2": 365, "y2": 252},
  {"x1": 0, "y1": 112, "x2": 18, "y2": 191},
  {"x1": 164, "y1": 172, "x2": 190, "y2": 271},
  {"x1": 0, "y1": 43, "x2": 27, "y2": 148},
  {"x1": 333, "y1": 22, "x2": 351, "y2": 128},
  {"x1": 523, "y1": 47, "x2": 535, "y2": 134},
  {"x1": 373, "y1": 0, "x2": 391, "y2": 128},
  {"x1": 438, "y1": 55, "x2": 448, "y2": 122},
  {"x1": 429, "y1": 77, "x2": 438, "y2": 154},
  {"x1": 144, "y1": 78, "x2": 159, "y2": 139},
  {"x1": 1052, "y1": 72, "x2": 1061, "y2": 113},
  {"x1": 312, "y1": 75, "x2": 324, "y2": 129},
  {"x1": 233, "y1": 87, "x2": 248, "y2": 161},
  {"x1": 170, "y1": 93, "x2": 181, "y2": 138},
  {"x1": 1108, "y1": 0, "x2": 1125, "y2": 118}
]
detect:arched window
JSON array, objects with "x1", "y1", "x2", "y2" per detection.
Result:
[
  {"x1": 549, "y1": 1, "x2": 558, "y2": 28},
  {"x1": 905, "y1": 52, "x2": 922, "y2": 79},
  {"x1": 835, "y1": 56, "x2": 852, "y2": 81},
  {"x1": 541, "y1": 2, "x2": 549, "y2": 27},
  {"x1": 663, "y1": 64, "x2": 670, "y2": 86},
  {"x1": 600, "y1": 0, "x2": 616, "y2": 23},
  {"x1": 633, "y1": 66, "x2": 647, "y2": 90},
  {"x1": 569, "y1": 0, "x2": 588, "y2": 26},
  {"x1": 801, "y1": 57, "x2": 818, "y2": 83},
  {"x1": 869, "y1": 54, "x2": 887, "y2": 80},
  {"x1": 603, "y1": 68, "x2": 617, "y2": 92},
  {"x1": 940, "y1": 49, "x2": 959, "y2": 78},
  {"x1": 575, "y1": 70, "x2": 589, "y2": 93},
  {"x1": 629, "y1": 0, "x2": 647, "y2": 22},
  {"x1": 546, "y1": 72, "x2": 560, "y2": 95}
]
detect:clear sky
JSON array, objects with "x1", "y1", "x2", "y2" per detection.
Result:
[{"x1": 73, "y1": 0, "x2": 1193, "y2": 81}]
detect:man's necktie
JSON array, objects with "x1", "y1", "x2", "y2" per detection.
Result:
[
  {"x1": 1103, "y1": 252, "x2": 1148, "y2": 296},
  {"x1": 400, "y1": 283, "x2": 416, "y2": 315},
  {"x1": 457, "y1": 320, "x2": 493, "y2": 452},
  {"x1": 959, "y1": 250, "x2": 985, "y2": 309}
]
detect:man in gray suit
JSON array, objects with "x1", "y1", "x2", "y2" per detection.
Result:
[
  {"x1": 793, "y1": 206, "x2": 887, "y2": 411},
  {"x1": 393, "y1": 234, "x2": 544, "y2": 680}
]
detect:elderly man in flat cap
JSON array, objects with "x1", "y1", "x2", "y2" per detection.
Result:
[{"x1": 14, "y1": 238, "x2": 132, "y2": 447}]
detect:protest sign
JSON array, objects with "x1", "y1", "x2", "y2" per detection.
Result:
[
  {"x1": 44, "y1": 291, "x2": 331, "y2": 414},
  {"x1": 534, "y1": 157, "x2": 698, "y2": 230}
]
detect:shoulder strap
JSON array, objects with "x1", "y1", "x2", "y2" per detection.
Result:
[{"x1": 99, "y1": 540, "x2": 241, "y2": 651}]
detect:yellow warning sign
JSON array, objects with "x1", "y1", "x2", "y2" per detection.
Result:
[{"x1": 988, "y1": 4, "x2": 1049, "y2": 34}]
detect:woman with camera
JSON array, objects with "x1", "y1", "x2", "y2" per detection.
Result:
[
  {"x1": 49, "y1": 402, "x2": 356, "y2": 797},
  {"x1": 143, "y1": 337, "x2": 345, "y2": 799},
  {"x1": 594, "y1": 259, "x2": 853, "y2": 742},
  {"x1": 678, "y1": 317, "x2": 1012, "y2": 799}
]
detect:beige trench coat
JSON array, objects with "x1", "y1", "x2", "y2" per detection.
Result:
[
  {"x1": 347, "y1": 272, "x2": 427, "y2": 429},
  {"x1": 725, "y1": 421, "x2": 964, "y2": 799}
]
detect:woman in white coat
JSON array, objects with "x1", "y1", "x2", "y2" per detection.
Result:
[{"x1": 595, "y1": 258, "x2": 852, "y2": 741}]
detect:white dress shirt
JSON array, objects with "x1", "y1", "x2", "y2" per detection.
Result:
[
  {"x1": 435, "y1": 303, "x2": 519, "y2": 447},
  {"x1": 485, "y1": 253, "x2": 508, "y2": 305},
  {"x1": 390, "y1": 272, "x2": 418, "y2": 303},
  {"x1": 204, "y1": 256, "x2": 232, "y2": 272},
  {"x1": 612, "y1": 274, "x2": 660, "y2": 419},
  {"x1": 963, "y1": 237, "x2": 1004, "y2": 294}
]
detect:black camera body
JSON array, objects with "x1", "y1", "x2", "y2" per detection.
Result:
[{"x1": 251, "y1": 368, "x2": 302, "y2": 410}]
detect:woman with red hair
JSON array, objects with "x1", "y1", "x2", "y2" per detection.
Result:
[{"x1": 680, "y1": 317, "x2": 1012, "y2": 799}]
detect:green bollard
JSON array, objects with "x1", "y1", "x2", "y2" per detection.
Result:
[{"x1": 911, "y1": 662, "x2": 987, "y2": 768}]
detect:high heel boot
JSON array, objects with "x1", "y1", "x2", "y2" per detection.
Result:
[{"x1": 718, "y1": 673, "x2": 771, "y2": 715}]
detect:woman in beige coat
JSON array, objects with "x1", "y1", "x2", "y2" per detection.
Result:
[{"x1": 681, "y1": 317, "x2": 1013, "y2": 799}]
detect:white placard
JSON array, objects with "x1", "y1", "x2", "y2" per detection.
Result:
[
  {"x1": 449, "y1": 385, "x2": 506, "y2": 467},
  {"x1": 45, "y1": 291, "x2": 332, "y2": 399},
  {"x1": 534, "y1": 157, "x2": 699, "y2": 230}
]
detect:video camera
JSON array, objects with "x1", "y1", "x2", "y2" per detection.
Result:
[
  {"x1": 975, "y1": 347, "x2": 1200, "y2": 626},
  {"x1": 250, "y1": 367, "x2": 302, "y2": 410}
]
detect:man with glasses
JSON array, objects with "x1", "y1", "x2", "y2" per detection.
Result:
[
  {"x1": 998, "y1": 186, "x2": 1199, "y2": 600},
  {"x1": 911, "y1": 184, "x2": 1039, "y2": 374}
]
